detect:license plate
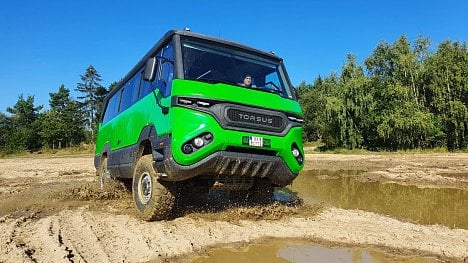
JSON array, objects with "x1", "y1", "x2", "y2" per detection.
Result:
[{"x1": 249, "y1": 136, "x2": 263, "y2": 147}]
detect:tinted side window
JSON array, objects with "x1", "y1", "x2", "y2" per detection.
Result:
[
  {"x1": 140, "y1": 71, "x2": 152, "y2": 99},
  {"x1": 119, "y1": 71, "x2": 141, "y2": 112},
  {"x1": 102, "y1": 93, "x2": 120, "y2": 124}
]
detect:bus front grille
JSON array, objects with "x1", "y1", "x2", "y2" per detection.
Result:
[{"x1": 226, "y1": 108, "x2": 284, "y2": 131}]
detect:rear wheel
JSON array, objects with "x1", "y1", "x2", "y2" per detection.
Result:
[
  {"x1": 132, "y1": 155, "x2": 177, "y2": 221},
  {"x1": 98, "y1": 157, "x2": 114, "y2": 190}
]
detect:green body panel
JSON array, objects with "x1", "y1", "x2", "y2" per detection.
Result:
[
  {"x1": 96, "y1": 79, "x2": 303, "y2": 174},
  {"x1": 170, "y1": 107, "x2": 304, "y2": 173},
  {"x1": 169, "y1": 79, "x2": 304, "y2": 173},
  {"x1": 171, "y1": 79, "x2": 302, "y2": 115},
  {"x1": 95, "y1": 92, "x2": 171, "y2": 155}
]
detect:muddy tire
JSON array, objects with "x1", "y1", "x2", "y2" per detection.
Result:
[
  {"x1": 132, "y1": 155, "x2": 176, "y2": 221},
  {"x1": 98, "y1": 157, "x2": 114, "y2": 190}
]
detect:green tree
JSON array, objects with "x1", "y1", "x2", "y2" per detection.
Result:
[
  {"x1": 298, "y1": 34, "x2": 461, "y2": 150},
  {"x1": 40, "y1": 85, "x2": 86, "y2": 148},
  {"x1": 76, "y1": 65, "x2": 106, "y2": 140},
  {"x1": 6, "y1": 95, "x2": 43, "y2": 152},
  {"x1": 298, "y1": 80, "x2": 320, "y2": 141},
  {"x1": 0, "y1": 112, "x2": 12, "y2": 151},
  {"x1": 364, "y1": 36, "x2": 438, "y2": 149},
  {"x1": 423, "y1": 40, "x2": 468, "y2": 149},
  {"x1": 108, "y1": 81, "x2": 119, "y2": 92}
]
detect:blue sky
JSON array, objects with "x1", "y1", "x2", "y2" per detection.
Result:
[{"x1": 0, "y1": 0, "x2": 466, "y2": 112}]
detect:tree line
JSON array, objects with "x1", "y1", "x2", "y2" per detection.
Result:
[
  {"x1": 0, "y1": 65, "x2": 117, "y2": 153},
  {"x1": 299, "y1": 35, "x2": 467, "y2": 150},
  {"x1": 0, "y1": 35, "x2": 466, "y2": 153}
]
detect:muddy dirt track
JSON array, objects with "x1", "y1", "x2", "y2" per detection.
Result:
[{"x1": 0, "y1": 153, "x2": 467, "y2": 262}]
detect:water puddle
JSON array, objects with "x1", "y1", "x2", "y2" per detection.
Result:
[
  {"x1": 191, "y1": 239, "x2": 439, "y2": 263},
  {"x1": 191, "y1": 169, "x2": 463, "y2": 262},
  {"x1": 288, "y1": 169, "x2": 468, "y2": 229}
]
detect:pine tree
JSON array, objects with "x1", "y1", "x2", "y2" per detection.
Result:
[
  {"x1": 6, "y1": 95, "x2": 43, "y2": 152},
  {"x1": 76, "y1": 65, "x2": 106, "y2": 140},
  {"x1": 41, "y1": 85, "x2": 86, "y2": 148}
]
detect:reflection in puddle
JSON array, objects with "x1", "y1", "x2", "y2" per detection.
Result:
[
  {"x1": 288, "y1": 170, "x2": 468, "y2": 229},
  {"x1": 192, "y1": 240, "x2": 438, "y2": 263}
]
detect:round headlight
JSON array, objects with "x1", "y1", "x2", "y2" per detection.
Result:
[
  {"x1": 193, "y1": 137, "x2": 204, "y2": 148},
  {"x1": 292, "y1": 148, "x2": 300, "y2": 158}
]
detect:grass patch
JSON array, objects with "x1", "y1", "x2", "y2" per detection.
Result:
[
  {"x1": 303, "y1": 141, "x2": 468, "y2": 154},
  {"x1": 0, "y1": 144, "x2": 95, "y2": 158}
]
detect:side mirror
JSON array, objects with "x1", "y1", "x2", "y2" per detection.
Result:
[{"x1": 143, "y1": 57, "x2": 157, "y2": 82}]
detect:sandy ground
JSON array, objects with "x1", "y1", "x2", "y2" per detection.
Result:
[{"x1": 0, "y1": 153, "x2": 467, "y2": 262}]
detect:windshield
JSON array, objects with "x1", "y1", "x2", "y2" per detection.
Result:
[{"x1": 181, "y1": 39, "x2": 294, "y2": 99}]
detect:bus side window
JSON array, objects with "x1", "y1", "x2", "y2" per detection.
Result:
[
  {"x1": 131, "y1": 71, "x2": 142, "y2": 104},
  {"x1": 120, "y1": 71, "x2": 141, "y2": 112},
  {"x1": 139, "y1": 74, "x2": 152, "y2": 99},
  {"x1": 102, "y1": 93, "x2": 119, "y2": 124}
]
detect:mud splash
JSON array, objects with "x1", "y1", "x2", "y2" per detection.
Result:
[{"x1": 172, "y1": 189, "x2": 322, "y2": 223}]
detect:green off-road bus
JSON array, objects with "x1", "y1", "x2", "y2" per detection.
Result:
[{"x1": 95, "y1": 29, "x2": 304, "y2": 220}]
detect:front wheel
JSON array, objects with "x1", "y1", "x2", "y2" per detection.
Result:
[{"x1": 132, "y1": 155, "x2": 177, "y2": 221}]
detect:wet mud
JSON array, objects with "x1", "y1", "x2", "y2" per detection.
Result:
[{"x1": 0, "y1": 154, "x2": 467, "y2": 262}]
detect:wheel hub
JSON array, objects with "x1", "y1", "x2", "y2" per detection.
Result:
[{"x1": 139, "y1": 173, "x2": 152, "y2": 204}]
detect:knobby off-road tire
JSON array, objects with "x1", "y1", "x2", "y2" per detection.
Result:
[{"x1": 132, "y1": 155, "x2": 177, "y2": 221}]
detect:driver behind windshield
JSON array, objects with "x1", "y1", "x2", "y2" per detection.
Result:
[{"x1": 240, "y1": 73, "x2": 256, "y2": 88}]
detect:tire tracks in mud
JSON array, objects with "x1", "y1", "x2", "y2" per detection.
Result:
[
  {"x1": 1, "y1": 215, "x2": 37, "y2": 262},
  {"x1": 1, "y1": 214, "x2": 76, "y2": 262},
  {"x1": 1, "y1": 206, "x2": 468, "y2": 262},
  {"x1": 1, "y1": 210, "x2": 109, "y2": 263}
]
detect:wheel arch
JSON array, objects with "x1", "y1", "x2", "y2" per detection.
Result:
[{"x1": 134, "y1": 125, "x2": 165, "y2": 166}]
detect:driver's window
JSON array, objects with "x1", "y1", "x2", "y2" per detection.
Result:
[{"x1": 157, "y1": 43, "x2": 174, "y2": 97}]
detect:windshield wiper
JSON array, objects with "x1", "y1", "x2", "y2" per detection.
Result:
[
  {"x1": 261, "y1": 87, "x2": 284, "y2": 96},
  {"x1": 194, "y1": 78, "x2": 239, "y2": 86}
]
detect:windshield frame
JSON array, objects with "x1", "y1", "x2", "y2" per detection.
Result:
[{"x1": 179, "y1": 36, "x2": 296, "y2": 100}]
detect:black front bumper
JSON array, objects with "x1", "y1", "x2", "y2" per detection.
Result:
[{"x1": 155, "y1": 150, "x2": 298, "y2": 187}]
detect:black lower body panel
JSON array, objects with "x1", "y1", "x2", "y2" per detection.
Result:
[{"x1": 157, "y1": 150, "x2": 297, "y2": 187}]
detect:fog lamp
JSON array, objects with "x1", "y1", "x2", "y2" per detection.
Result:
[
  {"x1": 182, "y1": 144, "x2": 194, "y2": 154},
  {"x1": 193, "y1": 137, "x2": 204, "y2": 148},
  {"x1": 292, "y1": 148, "x2": 300, "y2": 158}
]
